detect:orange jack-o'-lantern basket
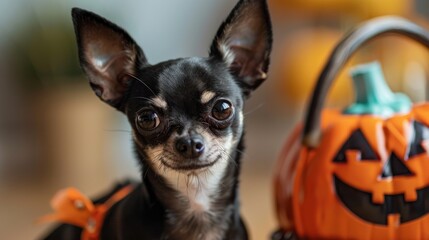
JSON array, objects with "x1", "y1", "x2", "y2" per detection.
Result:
[{"x1": 273, "y1": 17, "x2": 429, "y2": 239}]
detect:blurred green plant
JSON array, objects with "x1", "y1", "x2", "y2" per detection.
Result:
[{"x1": 9, "y1": 13, "x2": 83, "y2": 91}]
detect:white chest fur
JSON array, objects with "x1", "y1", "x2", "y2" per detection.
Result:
[{"x1": 162, "y1": 156, "x2": 229, "y2": 213}]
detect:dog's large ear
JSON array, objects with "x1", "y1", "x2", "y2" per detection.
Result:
[
  {"x1": 210, "y1": 0, "x2": 272, "y2": 96},
  {"x1": 71, "y1": 8, "x2": 147, "y2": 109}
]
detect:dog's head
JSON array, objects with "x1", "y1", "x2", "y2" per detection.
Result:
[{"x1": 71, "y1": 0, "x2": 272, "y2": 178}]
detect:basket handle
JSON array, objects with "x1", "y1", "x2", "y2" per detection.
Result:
[{"x1": 302, "y1": 16, "x2": 429, "y2": 148}]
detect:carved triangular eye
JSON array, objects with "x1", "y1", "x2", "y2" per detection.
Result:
[
  {"x1": 381, "y1": 152, "x2": 414, "y2": 178},
  {"x1": 333, "y1": 130, "x2": 378, "y2": 163},
  {"x1": 407, "y1": 121, "x2": 429, "y2": 159}
]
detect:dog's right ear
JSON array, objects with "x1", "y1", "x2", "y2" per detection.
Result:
[{"x1": 71, "y1": 8, "x2": 148, "y2": 109}]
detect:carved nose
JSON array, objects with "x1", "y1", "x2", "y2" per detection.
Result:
[
  {"x1": 175, "y1": 136, "x2": 205, "y2": 158},
  {"x1": 381, "y1": 153, "x2": 414, "y2": 178}
]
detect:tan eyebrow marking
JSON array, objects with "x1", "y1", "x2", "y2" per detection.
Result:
[
  {"x1": 201, "y1": 91, "x2": 216, "y2": 104},
  {"x1": 151, "y1": 96, "x2": 167, "y2": 109}
]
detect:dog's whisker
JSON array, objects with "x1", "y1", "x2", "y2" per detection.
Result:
[
  {"x1": 185, "y1": 174, "x2": 191, "y2": 197},
  {"x1": 143, "y1": 166, "x2": 150, "y2": 179},
  {"x1": 131, "y1": 96, "x2": 154, "y2": 101},
  {"x1": 233, "y1": 148, "x2": 246, "y2": 156},
  {"x1": 224, "y1": 152, "x2": 238, "y2": 169},
  {"x1": 131, "y1": 96, "x2": 161, "y2": 108},
  {"x1": 243, "y1": 103, "x2": 265, "y2": 116},
  {"x1": 176, "y1": 172, "x2": 180, "y2": 190},
  {"x1": 126, "y1": 73, "x2": 157, "y2": 96},
  {"x1": 196, "y1": 174, "x2": 202, "y2": 197},
  {"x1": 215, "y1": 136, "x2": 246, "y2": 157},
  {"x1": 202, "y1": 169, "x2": 210, "y2": 180},
  {"x1": 209, "y1": 138, "x2": 238, "y2": 170},
  {"x1": 215, "y1": 145, "x2": 238, "y2": 169},
  {"x1": 212, "y1": 138, "x2": 234, "y2": 159}
]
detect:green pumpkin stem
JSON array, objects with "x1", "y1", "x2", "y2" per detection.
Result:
[{"x1": 344, "y1": 62, "x2": 411, "y2": 117}]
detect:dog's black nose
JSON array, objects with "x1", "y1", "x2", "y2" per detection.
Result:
[{"x1": 175, "y1": 136, "x2": 205, "y2": 158}]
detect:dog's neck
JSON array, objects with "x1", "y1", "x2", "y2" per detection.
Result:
[{"x1": 136, "y1": 137, "x2": 244, "y2": 240}]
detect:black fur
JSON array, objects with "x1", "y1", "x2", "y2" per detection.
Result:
[{"x1": 42, "y1": 0, "x2": 271, "y2": 239}]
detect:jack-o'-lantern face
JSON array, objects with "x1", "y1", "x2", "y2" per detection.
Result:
[
  {"x1": 277, "y1": 105, "x2": 429, "y2": 239},
  {"x1": 333, "y1": 118, "x2": 429, "y2": 226}
]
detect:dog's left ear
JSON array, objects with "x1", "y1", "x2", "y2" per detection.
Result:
[{"x1": 210, "y1": 0, "x2": 272, "y2": 96}]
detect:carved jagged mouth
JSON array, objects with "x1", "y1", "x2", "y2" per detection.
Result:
[{"x1": 334, "y1": 175, "x2": 429, "y2": 225}]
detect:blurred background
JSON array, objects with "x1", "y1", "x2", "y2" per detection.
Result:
[{"x1": 1, "y1": 0, "x2": 429, "y2": 239}]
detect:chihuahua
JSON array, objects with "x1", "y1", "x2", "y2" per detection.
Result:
[{"x1": 43, "y1": 0, "x2": 272, "y2": 239}]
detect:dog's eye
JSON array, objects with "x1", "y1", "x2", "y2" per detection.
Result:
[
  {"x1": 136, "y1": 110, "x2": 160, "y2": 131},
  {"x1": 212, "y1": 100, "x2": 233, "y2": 121}
]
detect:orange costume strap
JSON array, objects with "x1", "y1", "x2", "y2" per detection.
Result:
[{"x1": 39, "y1": 185, "x2": 134, "y2": 240}]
